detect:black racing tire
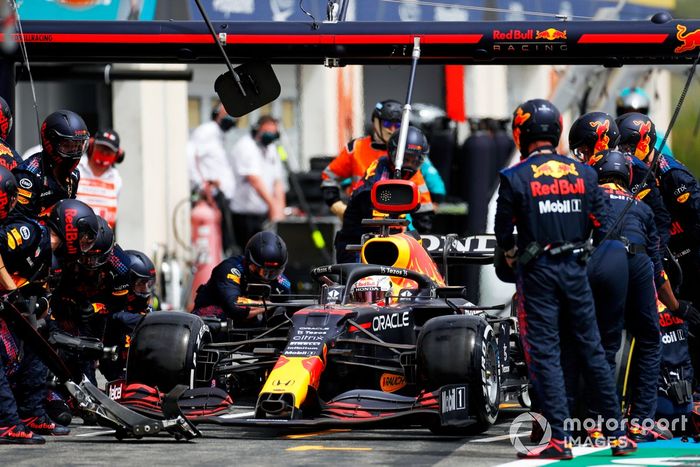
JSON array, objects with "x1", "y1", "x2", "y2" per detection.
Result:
[
  {"x1": 417, "y1": 315, "x2": 500, "y2": 435},
  {"x1": 126, "y1": 311, "x2": 211, "y2": 392}
]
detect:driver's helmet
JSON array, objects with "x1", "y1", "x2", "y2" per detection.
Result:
[{"x1": 349, "y1": 275, "x2": 393, "y2": 304}]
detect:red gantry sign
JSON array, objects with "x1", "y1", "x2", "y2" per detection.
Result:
[{"x1": 4, "y1": 18, "x2": 700, "y2": 65}]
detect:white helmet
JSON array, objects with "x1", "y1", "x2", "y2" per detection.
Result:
[{"x1": 349, "y1": 275, "x2": 393, "y2": 304}]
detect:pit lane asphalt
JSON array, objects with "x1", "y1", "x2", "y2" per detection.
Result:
[{"x1": 0, "y1": 407, "x2": 527, "y2": 466}]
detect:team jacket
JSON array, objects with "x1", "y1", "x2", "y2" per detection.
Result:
[
  {"x1": 0, "y1": 212, "x2": 51, "y2": 286},
  {"x1": 655, "y1": 154, "x2": 700, "y2": 256},
  {"x1": 52, "y1": 244, "x2": 132, "y2": 316},
  {"x1": 335, "y1": 156, "x2": 434, "y2": 247},
  {"x1": 597, "y1": 182, "x2": 666, "y2": 288},
  {"x1": 629, "y1": 156, "x2": 672, "y2": 250},
  {"x1": 495, "y1": 149, "x2": 607, "y2": 252},
  {"x1": 0, "y1": 213, "x2": 50, "y2": 374},
  {"x1": 12, "y1": 152, "x2": 80, "y2": 219},
  {"x1": 0, "y1": 137, "x2": 23, "y2": 172},
  {"x1": 321, "y1": 135, "x2": 386, "y2": 206},
  {"x1": 193, "y1": 255, "x2": 291, "y2": 321}
]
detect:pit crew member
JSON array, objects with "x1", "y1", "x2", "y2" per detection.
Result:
[
  {"x1": 193, "y1": 231, "x2": 291, "y2": 324},
  {"x1": 334, "y1": 126, "x2": 434, "y2": 263},
  {"x1": 495, "y1": 99, "x2": 633, "y2": 459},
  {"x1": 13, "y1": 110, "x2": 88, "y2": 219}
]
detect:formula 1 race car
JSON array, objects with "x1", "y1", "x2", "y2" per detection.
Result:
[{"x1": 121, "y1": 180, "x2": 528, "y2": 435}]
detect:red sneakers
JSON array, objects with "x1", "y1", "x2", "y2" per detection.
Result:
[
  {"x1": 628, "y1": 423, "x2": 672, "y2": 443},
  {"x1": 610, "y1": 435, "x2": 638, "y2": 456},
  {"x1": 0, "y1": 424, "x2": 46, "y2": 444},
  {"x1": 21, "y1": 415, "x2": 71, "y2": 436},
  {"x1": 517, "y1": 438, "x2": 573, "y2": 460}
]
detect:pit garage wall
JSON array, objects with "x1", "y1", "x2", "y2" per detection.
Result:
[{"x1": 113, "y1": 64, "x2": 190, "y2": 259}]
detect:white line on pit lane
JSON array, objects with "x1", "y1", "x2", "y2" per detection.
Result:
[
  {"x1": 219, "y1": 411, "x2": 257, "y2": 419},
  {"x1": 76, "y1": 430, "x2": 116, "y2": 437},
  {"x1": 470, "y1": 433, "x2": 528, "y2": 443}
]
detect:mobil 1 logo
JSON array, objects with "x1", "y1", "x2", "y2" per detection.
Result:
[{"x1": 439, "y1": 384, "x2": 469, "y2": 426}]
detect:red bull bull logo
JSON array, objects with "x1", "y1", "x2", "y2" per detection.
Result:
[
  {"x1": 633, "y1": 120, "x2": 652, "y2": 159},
  {"x1": 675, "y1": 24, "x2": 700, "y2": 54},
  {"x1": 589, "y1": 120, "x2": 611, "y2": 153},
  {"x1": 530, "y1": 160, "x2": 579, "y2": 179},
  {"x1": 535, "y1": 28, "x2": 567, "y2": 41},
  {"x1": 512, "y1": 107, "x2": 531, "y2": 148},
  {"x1": 588, "y1": 153, "x2": 604, "y2": 166}
]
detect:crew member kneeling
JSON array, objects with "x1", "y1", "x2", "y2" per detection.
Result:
[{"x1": 193, "y1": 231, "x2": 290, "y2": 324}]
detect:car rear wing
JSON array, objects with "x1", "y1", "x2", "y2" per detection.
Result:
[{"x1": 420, "y1": 234, "x2": 496, "y2": 265}]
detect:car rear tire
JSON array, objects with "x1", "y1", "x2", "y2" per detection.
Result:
[
  {"x1": 126, "y1": 311, "x2": 211, "y2": 392},
  {"x1": 417, "y1": 315, "x2": 500, "y2": 435}
]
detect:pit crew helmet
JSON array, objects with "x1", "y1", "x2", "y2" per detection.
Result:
[
  {"x1": 616, "y1": 112, "x2": 657, "y2": 162},
  {"x1": 591, "y1": 149, "x2": 631, "y2": 188},
  {"x1": 512, "y1": 99, "x2": 562, "y2": 158},
  {"x1": 46, "y1": 199, "x2": 99, "y2": 258},
  {"x1": 372, "y1": 99, "x2": 403, "y2": 144},
  {"x1": 0, "y1": 96, "x2": 12, "y2": 141},
  {"x1": 79, "y1": 216, "x2": 115, "y2": 269},
  {"x1": 125, "y1": 249, "x2": 156, "y2": 299},
  {"x1": 387, "y1": 126, "x2": 429, "y2": 180},
  {"x1": 349, "y1": 275, "x2": 393, "y2": 304},
  {"x1": 0, "y1": 166, "x2": 18, "y2": 221},
  {"x1": 616, "y1": 87, "x2": 650, "y2": 117},
  {"x1": 40, "y1": 110, "x2": 89, "y2": 177},
  {"x1": 568, "y1": 112, "x2": 620, "y2": 163},
  {"x1": 244, "y1": 231, "x2": 288, "y2": 282}
]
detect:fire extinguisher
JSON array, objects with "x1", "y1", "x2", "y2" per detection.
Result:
[{"x1": 188, "y1": 185, "x2": 223, "y2": 310}]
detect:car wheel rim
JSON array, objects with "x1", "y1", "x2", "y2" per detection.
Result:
[{"x1": 484, "y1": 341, "x2": 499, "y2": 407}]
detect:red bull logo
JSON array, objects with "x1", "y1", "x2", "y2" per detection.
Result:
[
  {"x1": 530, "y1": 160, "x2": 579, "y2": 179},
  {"x1": 633, "y1": 120, "x2": 652, "y2": 159},
  {"x1": 493, "y1": 30, "x2": 534, "y2": 40},
  {"x1": 675, "y1": 24, "x2": 700, "y2": 54},
  {"x1": 512, "y1": 107, "x2": 531, "y2": 147},
  {"x1": 588, "y1": 153, "x2": 604, "y2": 166},
  {"x1": 530, "y1": 178, "x2": 585, "y2": 197},
  {"x1": 64, "y1": 208, "x2": 79, "y2": 254},
  {"x1": 535, "y1": 28, "x2": 567, "y2": 41},
  {"x1": 0, "y1": 114, "x2": 10, "y2": 138},
  {"x1": 589, "y1": 119, "x2": 611, "y2": 153}
]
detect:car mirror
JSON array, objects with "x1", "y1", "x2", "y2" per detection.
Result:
[{"x1": 246, "y1": 283, "x2": 272, "y2": 300}]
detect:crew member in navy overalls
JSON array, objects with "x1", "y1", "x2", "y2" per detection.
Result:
[
  {"x1": 193, "y1": 231, "x2": 291, "y2": 325},
  {"x1": 618, "y1": 112, "x2": 700, "y2": 392},
  {"x1": 495, "y1": 99, "x2": 635, "y2": 459}
]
